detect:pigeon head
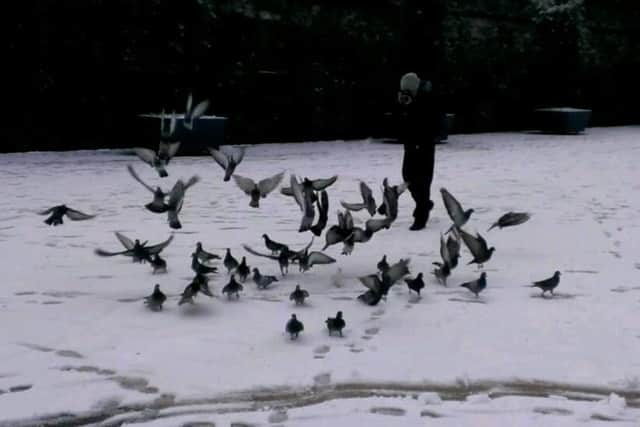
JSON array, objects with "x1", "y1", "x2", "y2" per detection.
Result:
[
  {"x1": 336, "y1": 311, "x2": 343, "y2": 318},
  {"x1": 465, "y1": 208, "x2": 475, "y2": 217},
  {"x1": 196, "y1": 242, "x2": 203, "y2": 249},
  {"x1": 154, "y1": 284, "x2": 160, "y2": 291},
  {"x1": 262, "y1": 234, "x2": 268, "y2": 239},
  {"x1": 291, "y1": 314, "x2": 297, "y2": 320},
  {"x1": 295, "y1": 284, "x2": 301, "y2": 290},
  {"x1": 252, "y1": 268, "x2": 259, "y2": 273},
  {"x1": 480, "y1": 272, "x2": 487, "y2": 279},
  {"x1": 416, "y1": 273, "x2": 423, "y2": 279},
  {"x1": 554, "y1": 271, "x2": 561, "y2": 277}
]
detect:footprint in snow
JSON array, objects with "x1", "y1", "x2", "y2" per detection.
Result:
[{"x1": 370, "y1": 407, "x2": 406, "y2": 416}]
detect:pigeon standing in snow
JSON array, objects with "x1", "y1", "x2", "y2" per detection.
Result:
[
  {"x1": 194, "y1": 242, "x2": 220, "y2": 263},
  {"x1": 233, "y1": 172, "x2": 285, "y2": 208},
  {"x1": 488, "y1": 212, "x2": 531, "y2": 231},
  {"x1": 208, "y1": 146, "x2": 246, "y2": 181},
  {"x1": 222, "y1": 275, "x2": 243, "y2": 299},
  {"x1": 457, "y1": 228, "x2": 495, "y2": 268},
  {"x1": 144, "y1": 284, "x2": 167, "y2": 311},
  {"x1": 150, "y1": 254, "x2": 167, "y2": 274},
  {"x1": 440, "y1": 188, "x2": 474, "y2": 232},
  {"x1": 460, "y1": 272, "x2": 487, "y2": 298},
  {"x1": 531, "y1": 271, "x2": 561, "y2": 296},
  {"x1": 223, "y1": 248, "x2": 239, "y2": 274},
  {"x1": 39, "y1": 205, "x2": 95, "y2": 226},
  {"x1": 285, "y1": 314, "x2": 304, "y2": 339},
  {"x1": 236, "y1": 256, "x2": 251, "y2": 282},
  {"x1": 405, "y1": 273, "x2": 425, "y2": 296},
  {"x1": 191, "y1": 253, "x2": 218, "y2": 275},
  {"x1": 289, "y1": 284, "x2": 310, "y2": 305},
  {"x1": 325, "y1": 311, "x2": 346, "y2": 337},
  {"x1": 253, "y1": 268, "x2": 279, "y2": 289}
]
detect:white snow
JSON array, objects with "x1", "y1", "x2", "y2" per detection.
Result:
[{"x1": 1, "y1": 127, "x2": 639, "y2": 425}]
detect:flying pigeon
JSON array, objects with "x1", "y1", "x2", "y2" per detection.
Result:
[
  {"x1": 297, "y1": 250, "x2": 336, "y2": 272},
  {"x1": 457, "y1": 228, "x2": 495, "y2": 268},
  {"x1": 222, "y1": 275, "x2": 244, "y2": 299},
  {"x1": 325, "y1": 311, "x2": 346, "y2": 337},
  {"x1": 341, "y1": 181, "x2": 377, "y2": 217},
  {"x1": 95, "y1": 232, "x2": 173, "y2": 263},
  {"x1": 460, "y1": 272, "x2": 487, "y2": 297},
  {"x1": 281, "y1": 175, "x2": 338, "y2": 198},
  {"x1": 134, "y1": 111, "x2": 180, "y2": 177},
  {"x1": 252, "y1": 267, "x2": 279, "y2": 289},
  {"x1": 285, "y1": 314, "x2": 304, "y2": 339},
  {"x1": 39, "y1": 205, "x2": 95, "y2": 226},
  {"x1": 183, "y1": 93, "x2": 209, "y2": 130},
  {"x1": 289, "y1": 284, "x2": 310, "y2": 305},
  {"x1": 405, "y1": 273, "x2": 425, "y2": 296},
  {"x1": 309, "y1": 190, "x2": 329, "y2": 236},
  {"x1": 289, "y1": 174, "x2": 316, "y2": 232},
  {"x1": 357, "y1": 258, "x2": 411, "y2": 305},
  {"x1": 208, "y1": 146, "x2": 246, "y2": 181},
  {"x1": 531, "y1": 271, "x2": 561, "y2": 296},
  {"x1": 488, "y1": 212, "x2": 531, "y2": 231},
  {"x1": 440, "y1": 188, "x2": 474, "y2": 232},
  {"x1": 233, "y1": 171, "x2": 285, "y2": 208},
  {"x1": 144, "y1": 284, "x2": 167, "y2": 311},
  {"x1": 377, "y1": 255, "x2": 390, "y2": 273},
  {"x1": 127, "y1": 165, "x2": 199, "y2": 214},
  {"x1": 178, "y1": 274, "x2": 213, "y2": 305},
  {"x1": 243, "y1": 244, "x2": 292, "y2": 276}
]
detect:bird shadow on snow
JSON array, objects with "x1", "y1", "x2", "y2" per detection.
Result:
[
  {"x1": 178, "y1": 303, "x2": 216, "y2": 317},
  {"x1": 528, "y1": 293, "x2": 582, "y2": 300}
]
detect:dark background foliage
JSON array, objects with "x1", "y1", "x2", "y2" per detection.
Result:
[{"x1": 5, "y1": 0, "x2": 640, "y2": 152}]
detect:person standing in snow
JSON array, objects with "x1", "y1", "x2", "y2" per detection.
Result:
[{"x1": 396, "y1": 72, "x2": 443, "y2": 231}]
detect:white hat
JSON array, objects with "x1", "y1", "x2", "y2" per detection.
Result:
[{"x1": 400, "y1": 72, "x2": 420, "y2": 96}]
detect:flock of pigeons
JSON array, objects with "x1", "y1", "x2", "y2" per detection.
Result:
[{"x1": 37, "y1": 94, "x2": 562, "y2": 340}]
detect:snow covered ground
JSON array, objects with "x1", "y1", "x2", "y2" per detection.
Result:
[{"x1": 1, "y1": 127, "x2": 639, "y2": 426}]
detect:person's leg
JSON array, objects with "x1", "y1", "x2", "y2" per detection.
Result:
[{"x1": 404, "y1": 144, "x2": 435, "y2": 230}]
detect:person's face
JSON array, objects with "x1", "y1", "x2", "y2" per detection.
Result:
[{"x1": 397, "y1": 90, "x2": 413, "y2": 105}]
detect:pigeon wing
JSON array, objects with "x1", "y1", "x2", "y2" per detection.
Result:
[
  {"x1": 207, "y1": 147, "x2": 229, "y2": 170},
  {"x1": 232, "y1": 175, "x2": 257, "y2": 196},
  {"x1": 190, "y1": 99, "x2": 209, "y2": 120},
  {"x1": 165, "y1": 141, "x2": 181, "y2": 160},
  {"x1": 115, "y1": 232, "x2": 135, "y2": 250},
  {"x1": 290, "y1": 175, "x2": 306, "y2": 212},
  {"x1": 440, "y1": 188, "x2": 465, "y2": 226},
  {"x1": 94, "y1": 248, "x2": 130, "y2": 257},
  {"x1": 127, "y1": 164, "x2": 156, "y2": 193},
  {"x1": 134, "y1": 148, "x2": 158, "y2": 166},
  {"x1": 365, "y1": 217, "x2": 392, "y2": 233},
  {"x1": 65, "y1": 208, "x2": 95, "y2": 221},
  {"x1": 458, "y1": 228, "x2": 488, "y2": 259},
  {"x1": 360, "y1": 182, "x2": 377, "y2": 216},
  {"x1": 311, "y1": 175, "x2": 338, "y2": 191},
  {"x1": 280, "y1": 187, "x2": 294, "y2": 197},
  {"x1": 242, "y1": 244, "x2": 279, "y2": 260},
  {"x1": 258, "y1": 171, "x2": 285, "y2": 197},
  {"x1": 229, "y1": 146, "x2": 246, "y2": 165},
  {"x1": 146, "y1": 235, "x2": 175, "y2": 255},
  {"x1": 167, "y1": 180, "x2": 185, "y2": 211},
  {"x1": 340, "y1": 201, "x2": 366, "y2": 212},
  {"x1": 385, "y1": 258, "x2": 411, "y2": 284},
  {"x1": 358, "y1": 274, "x2": 382, "y2": 293},
  {"x1": 307, "y1": 251, "x2": 336, "y2": 267},
  {"x1": 183, "y1": 175, "x2": 200, "y2": 191},
  {"x1": 38, "y1": 206, "x2": 57, "y2": 215}
]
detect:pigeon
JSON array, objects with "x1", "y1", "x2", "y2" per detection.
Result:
[
  {"x1": 127, "y1": 165, "x2": 199, "y2": 216},
  {"x1": 281, "y1": 175, "x2": 339, "y2": 197},
  {"x1": 191, "y1": 253, "x2": 218, "y2": 275},
  {"x1": 488, "y1": 212, "x2": 531, "y2": 231},
  {"x1": 289, "y1": 284, "x2": 309, "y2": 305},
  {"x1": 325, "y1": 311, "x2": 346, "y2": 336},
  {"x1": 460, "y1": 272, "x2": 487, "y2": 297},
  {"x1": 432, "y1": 233, "x2": 456, "y2": 286},
  {"x1": 440, "y1": 188, "x2": 474, "y2": 232},
  {"x1": 432, "y1": 262, "x2": 451, "y2": 286},
  {"x1": 376, "y1": 179, "x2": 408, "y2": 216},
  {"x1": 222, "y1": 275, "x2": 243, "y2": 299},
  {"x1": 457, "y1": 228, "x2": 495, "y2": 268},
  {"x1": 166, "y1": 180, "x2": 185, "y2": 229},
  {"x1": 178, "y1": 274, "x2": 213, "y2": 305},
  {"x1": 252, "y1": 267, "x2": 278, "y2": 289},
  {"x1": 236, "y1": 256, "x2": 251, "y2": 282},
  {"x1": 309, "y1": 190, "x2": 329, "y2": 236},
  {"x1": 208, "y1": 146, "x2": 246, "y2": 181},
  {"x1": 233, "y1": 172, "x2": 285, "y2": 208},
  {"x1": 358, "y1": 258, "x2": 411, "y2": 305},
  {"x1": 243, "y1": 244, "x2": 291, "y2": 276},
  {"x1": 150, "y1": 254, "x2": 167, "y2": 274},
  {"x1": 134, "y1": 112, "x2": 180, "y2": 177},
  {"x1": 183, "y1": 93, "x2": 209, "y2": 130},
  {"x1": 194, "y1": 242, "x2": 220, "y2": 263},
  {"x1": 223, "y1": 248, "x2": 239, "y2": 273},
  {"x1": 39, "y1": 205, "x2": 95, "y2": 226},
  {"x1": 405, "y1": 273, "x2": 425, "y2": 296},
  {"x1": 341, "y1": 182, "x2": 377, "y2": 216},
  {"x1": 445, "y1": 231, "x2": 461, "y2": 269},
  {"x1": 377, "y1": 255, "x2": 390, "y2": 273},
  {"x1": 262, "y1": 234, "x2": 289, "y2": 254},
  {"x1": 144, "y1": 284, "x2": 167, "y2": 311},
  {"x1": 95, "y1": 232, "x2": 173, "y2": 263},
  {"x1": 323, "y1": 211, "x2": 354, "y2": 250},
  {"x1": 285, "y1": 314, "x2": 304, "y2": 339},
  {"x1": 297, "y1": 250, "x2": 336, "y2": 272},
  {"x1": 531, "y1": 271, "x2": 561, "y2": 296},
  {"x1": 289, "y1": 174, "x2": 316, "y2": 232}
]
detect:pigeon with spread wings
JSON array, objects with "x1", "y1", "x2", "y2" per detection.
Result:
[
  {"x1": 95, "y1": 232, "x2": 174, "y2": 263},
  {"x1": 39, "y1": 205, "x2": 95, "y2": 226},
  {"x1": 233, "y1": 172, "x2": 284, "y2": 208},
  {"x1": 440, "y1": 188, "x2": 474, "y2": 232},
  {"x1": 208, "y1": 146, "x2": 246, "y2": 181}
]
